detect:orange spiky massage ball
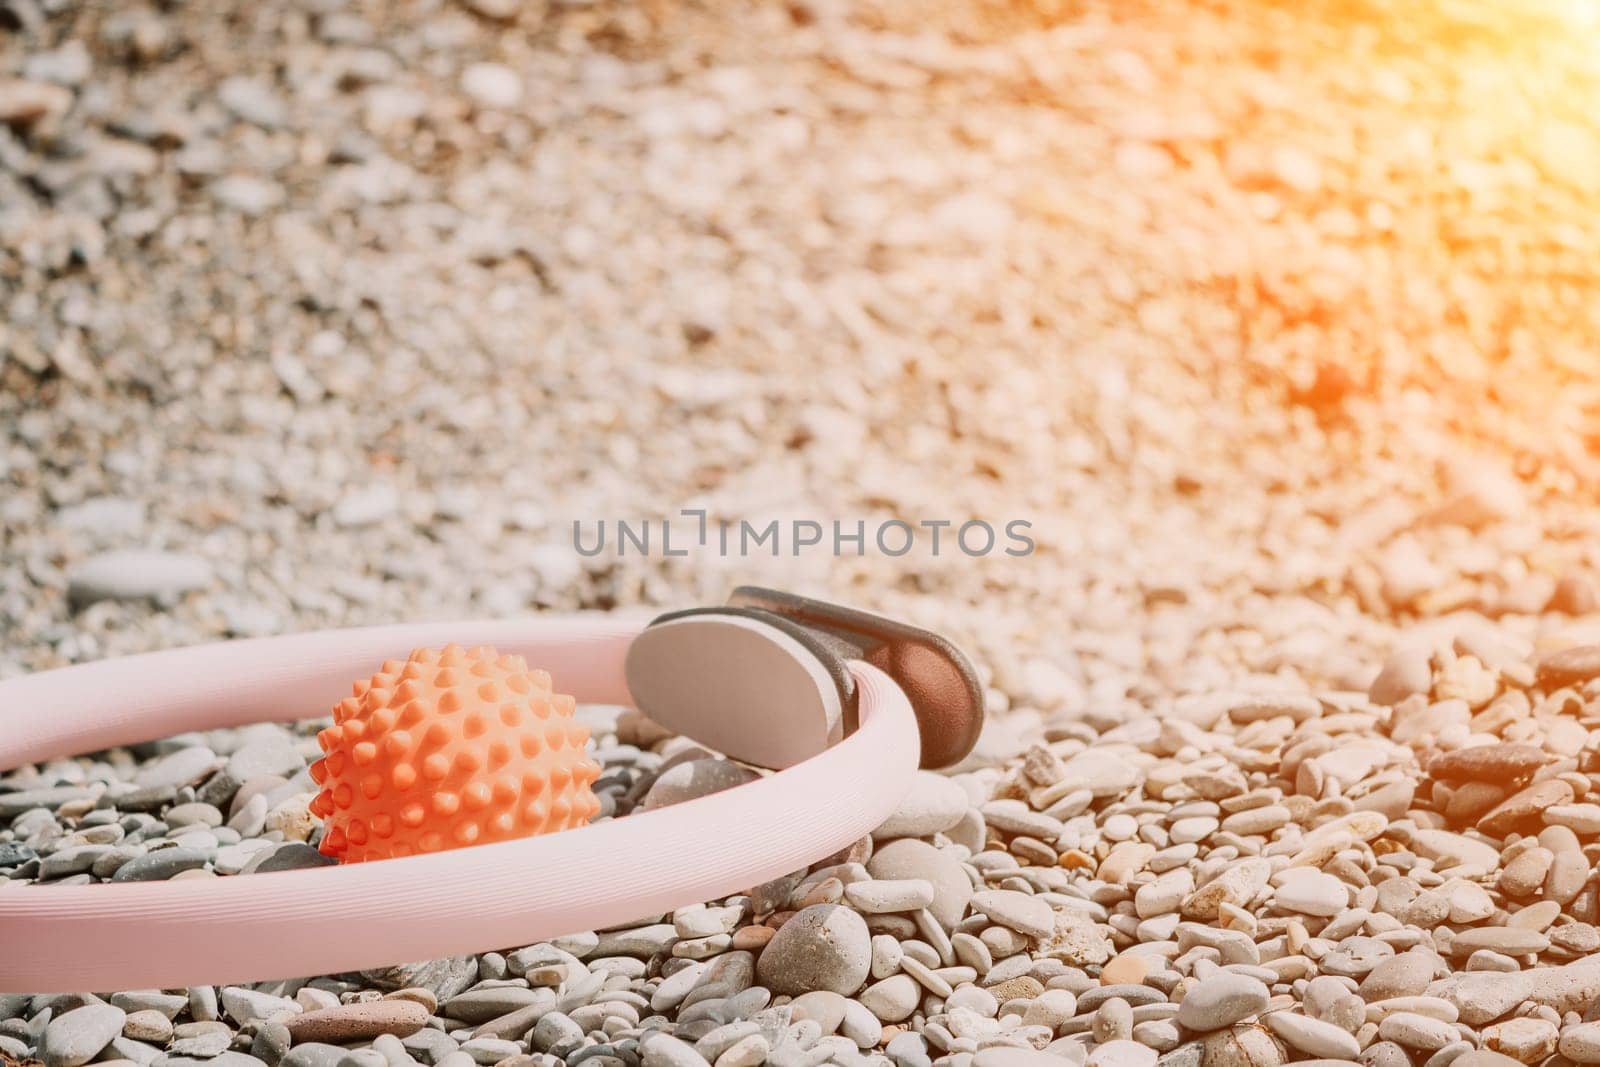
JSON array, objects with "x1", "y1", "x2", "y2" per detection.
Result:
[{"x1": 308, "y1": 644, "x2": 602, "y2": 863}]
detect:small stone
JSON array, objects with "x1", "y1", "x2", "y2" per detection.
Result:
[
  {"x1": 364, "y1": 957, "x2": 478, "y2": 1001},
  {"x1": 788, "y1": 990, "x2": 847, "y2": 1034},
  {"x1": 1273, "y1": 872, "x2": 1347, "y2": 917},
  {"x1": 1544, "y1": 804, "x2": 1600, "y2": 833},
  {"x1": 971, "y1": 890, "x2": 1056, "y2": 939},
  {"x1": 867, "y1": 839, "x2": 973, "y2": 929},
  {"x1": 0, "y1": 77, "x2": 73, "y2": 127},
  {"x1": 839, "y1": 998, "x2": 882, "y2": 1049},
  {"x1": 754, "y1": 904, "x2": 870, "y2": 995},
  {"x1": 685, "y1": 950, "x2": 755, "y2": 1009},
  {"x1": 1552, "y1": 923, "x2": 1600, "y2": 953},
  {"x1": 111, "y1": 993, "x2": 190, "y2": 1020},
  {"x1": 1264, "y1": 1013, "x2": 1360, "y2": 1059},
  {"x1": 284, "y1": 1001, "x2": 429, "y2": 1045},
  {"x1": 171, "y1": 1029, "x2": 234, "y2": 1057},
  {"x1": 461, "y1": 63, "x2": 522, "y2": 109},
  {"x1": 990, "y1": 977, "x2": 1044, "y2": 1011},
  {"x1": 642, "y1": 1034, "x2": 711, "y2": 1067},
  {"x1": 529, "y1": 1014, "x2": 582, "y2": 1056},
  {"x1": 1324, "y1": 995, "x2": 1367, "y2": 1034},
  {"x1": 339, "y1": 1052, "x2": 389, "y2": 1067},
  {"x1": 1452, "y1": 1054, "x2": 1527, "y2": 1067},
  {"x1": 844, "y1": 879, "x2": 935, "y2": 914},
  {"x1": 1559, "y1": 1022, "x2": 1600, "y2": 1063},
  {"x1": 886, "y1": 1031, "x2": 932, "y2": 1067},
  {"x1": 190, "y1": 987, "x2": 221, "y2": 1022},
  {"x1": 67, "y1": 550, "x2": 211, "y2": 607},
  {"x1": 1430, "y1": 456, "x2": 1523, "y2": 527},
  {"x1": 213, "y1": 175, "x2": 286, "y2": 216},
  {"x1": 442, "y1": 988, "x2": 543, "y2": 1024},
  {"x1": 1482, "y1": 1017, "x2": 1557, "y2": 1063},
  {"x1": 1499, "y1": 848, "x2": 1554, "y2": 899},
  {"x1": 1133, "y1": 1020, "x2": 1182, "y2": 1054},
  {"x1": 135, "y1": 746, "x2": 220, "y2": 790},
  {"x1": 219, "y1": 76, "x2": 287, "y2": 128},
  {"x1": 0, "y1": 842, "x2": 38, "y2": 867},
  {"x1": 460, "y1": 0, "x2": 523, "y2": 18},
  {"x1": 1428, "y1": 744, "x2": 1548, "y2": 784},
  {"x1": 1039, "y1": 910, "x2": 1115, "y2": 967},
  {"x1": 1537, "y1": 645, "x2": 1600, "y2": 689},
  {"x1": 213, "y1": 840, "x2": 273, "y2": 876},
  {"x1": 220, "y1": 988, "x2": 299, "y2": 1026},
  {"x1": 40, "y1": 844, "x2": 110, "y2": 879},
  {"x1": 874, "y1": 772, "x2": 970, "y2": 838},
  {"x1": 1361, "y1": 1042, "x2": 1414, "y2": 1067},
  {"x1": 253, "y1": 1023, "x2": 291, "y2": 1065},
  {"x1": 399, "y1": 1029, "x2": 458, "y2": 1065},
  {"x1": 731, "y1": 926, "x2": 774, "y2": 951},
  {"x1": 202, "y1": 735, "x2": 305, "y2": 805},
  {"x1": 1183, "y1": 859, "x2": 1270, "y2": 920},
  {"x1": 1449, "y1": 927, "x2": 1549, "y2": 957},
  {"x1": 1220, "y1": 805, "x2": 1289, "y2": 835},
  {"x1": 121, "y1": 1011, "x2": 173, "y2": 1043},
  {"x1": 1446, "y1": 882, "x2": 1496, "y2": 924},
  {"x1": 1198, "y1": 1024, "x2": 1284, "y2": 1067},
  {"x1": 1086, "y1": 1040, "x2": 1156, "y2": 1067},
  {"x1": 56, "y1": 496, "x2": 145, "y2": 537},
  {"x1": 1409, "y1": 830, "x2": 1502, "y2": 872},
  {"x1": 858, "y1": 975, "x2": 921, "y2": 1023},
  {"x1": 263, "y1": 796, "x2": 318, "y2": 843},
  {"x1": 1320, "y1": 935, "x2": 1394, "y2": 978},
  {"x1": 326, "y1": 486, "x2": 398, "y2": 528},
  {"x1": 1440, "y1": 971, "x2": 1530, "y2": 1025},
  {"x1": 283, "y1": 1045, "x2": 347, "y2": 1067},
  {"x1": 1093, "y1": 998, "x2": 1134, "y2": 1043},
  {"x1": 1549, "y1": 575, "x2": 1598, "y2": 615},
  {"x1": 1378, "y1": 1012, "x2": 1458, "y2": 1051},
  {"x1": 1369, "y1": 648, "x2": 1433, "y2": 707},
  {"x1": 714, "y1": 1035, "x2": 768, "y2": 1067},
  {"x1": 983, "y1": 800, "x2": 1066, "y2": 839},
  {"x1": 1508, "y1": 900, "x2": 1560, "y2": 932},
  {"x1": 1101, "y1": 955, "x2": 1150, "y2": 987},
  {"x1": 111, "y1": 847, "x2": 210, "y2": 882},
  {"x1": 252, "y1": 843, "x2": 337, "y2": 873},
  {"x1": 40, "y1": 1005, "x2": 127, "y2": 1067},
  {"x1": 1177, "y1": 973, "x2": 1269, "y2": 1032},
  {"x1": 171, "y1": 1053, "x2": 265, "y2": 1067},
  {"x1": 1023, "y1": 989, "x2": 1079, "y2": 1031},
  {"x1": 2, "y1": 786, "x2": 95, "y2": 818},
  {"x1": 980, "y1": 1051, "x2": 1076, "y2": 1067},
  {"x1": 1360, "y1": 950, "x2": 1439, "y2": 1001},
  {"x1": 165, "y1": 802, "x2": 224, "y2": 828},
  {"x1": 641, "y1": 759, "x2": 758, "y2": 811}
]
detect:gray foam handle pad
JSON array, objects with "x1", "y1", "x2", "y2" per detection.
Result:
[{"x1": 624, "y1": 615, "x2": 844, "y2": 769}]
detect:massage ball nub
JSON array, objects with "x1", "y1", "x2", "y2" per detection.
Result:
[{"x1": 309, "y1": 644, "x2": 602, "y2": 862}]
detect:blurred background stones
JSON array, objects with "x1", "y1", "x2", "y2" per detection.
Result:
[{"x1": 5, "y1": 0, "x2": 1600, "y2": 721}]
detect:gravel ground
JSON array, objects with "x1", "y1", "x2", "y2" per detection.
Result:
[{"x1": 8, "y1": 1, "x2": 1600, "y2": 1067}]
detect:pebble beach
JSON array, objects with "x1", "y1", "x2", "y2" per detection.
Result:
[{"x1": 7, "y1": 2, "x2": 1600, "y2": 1067}]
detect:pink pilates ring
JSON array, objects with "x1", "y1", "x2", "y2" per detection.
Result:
[{"x1": 0, "y1": 588, "x2": 982, "y2": 993}]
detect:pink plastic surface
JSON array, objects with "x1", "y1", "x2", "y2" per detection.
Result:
[{"x1": 0, "y1": 618, "x2": 919, "y2": 993}]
